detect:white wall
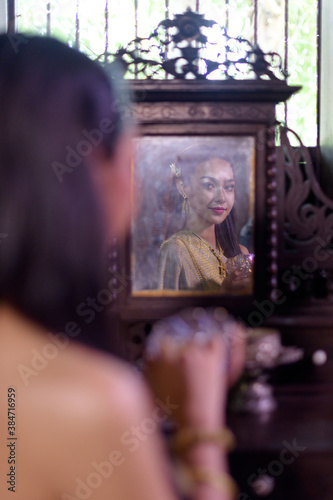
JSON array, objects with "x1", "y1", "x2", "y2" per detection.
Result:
[
  {"x1": 320, "y1": 0, "x2": 333, "y2": 197},
  {"x1": 0, "y1": 0, "x2": 7, "y2": 33}
]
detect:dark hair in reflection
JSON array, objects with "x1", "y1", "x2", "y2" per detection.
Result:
[
  {"x1": 165, "y1": 145, "x2": 241, "y2": 258},
  {"x1": 0, "y1": 35, "x2": 123, "y2": 350}
]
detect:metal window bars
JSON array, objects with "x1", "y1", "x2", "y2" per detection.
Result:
[{"x1": 7, "y1": 0, "x2": 319, "y2": 142}]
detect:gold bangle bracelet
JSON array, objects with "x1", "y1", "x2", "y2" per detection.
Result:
[
  {"x1": 188, "y1": 466, "x2": 239, "y2": 499},
  {"x1": 170, "y1": 427, "x2": 236, "y2": 455},
  {"x1": 175, "y1": 461, "x2": 239, "y2": 500}
]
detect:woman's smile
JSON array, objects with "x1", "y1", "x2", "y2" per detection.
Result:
[{"x1": 209, "y1": 206, "x2": 227, "y2": 215}]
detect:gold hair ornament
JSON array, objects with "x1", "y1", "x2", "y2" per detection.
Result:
[{"x1": 170, "y1": 162, "x2": 181, "y2": 178}]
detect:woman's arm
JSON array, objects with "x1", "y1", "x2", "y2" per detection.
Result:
[
  {"x1": 143, "y1": 311, "x2": 245, "y2": 500},
  {"x1": 104, "y1": 362, "x2": 233, "y2": 500},
  {"x1": 106, "y1": 357, "x2": 234, "y2": 500}
]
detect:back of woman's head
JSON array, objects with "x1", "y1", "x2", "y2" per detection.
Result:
[{"x1": 0, "y1": 35, "x2": 123, "y2": 347}]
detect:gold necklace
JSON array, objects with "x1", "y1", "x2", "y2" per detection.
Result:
[{"x1": 186, "y1": 230, "x2": 227, "y2": 279}]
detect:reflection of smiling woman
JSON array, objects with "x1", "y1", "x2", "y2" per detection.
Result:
[{"x1": 153, "y1": 146, "x2": 249, "y2": 291}]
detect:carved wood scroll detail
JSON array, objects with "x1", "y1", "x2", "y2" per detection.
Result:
[
  {"x1": 279, "y1": 127, "x2": 333, "y2": 254},
  {"x1": 277, "y1": 124, "x2": 333, "y2": 305}
]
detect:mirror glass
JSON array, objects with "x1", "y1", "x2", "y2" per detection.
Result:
[{"x1": 131, "y1": 135, "x2": 255, "y2": 295}]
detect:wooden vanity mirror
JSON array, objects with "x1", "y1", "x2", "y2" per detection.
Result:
[{"x1": 105, "y1": 9, "x2": 301, "y2": 324}]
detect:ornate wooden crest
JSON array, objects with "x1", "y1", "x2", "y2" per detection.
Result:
[{"x1": 97, "y1": 8, "x2": 287, "y2": 81}]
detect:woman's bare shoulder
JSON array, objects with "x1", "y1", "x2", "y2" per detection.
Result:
[
  {"x1": 52, "y1": 342, "x2": 151, "y2": 422},
  {"x1": 19, "y1": 343, "x2": 153, "y2": 498},
  {"x1": 0, "y1": 304, "x2": 154, "y2": 499},
  {"x1": 239, "y1": 244, "x2": 249, "y2": 255}
]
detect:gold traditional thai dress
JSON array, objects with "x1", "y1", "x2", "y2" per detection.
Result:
[{"x1": 153, "y1": 230, "x2": 227, "y2": 291}]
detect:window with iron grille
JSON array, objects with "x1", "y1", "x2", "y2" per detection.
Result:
[{"x1": 3, "y1": 0, "x2": 319, "y2": 147}]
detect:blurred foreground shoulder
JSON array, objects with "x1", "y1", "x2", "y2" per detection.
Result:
[
  {"x1": 55, "y1": 345, "x2": 176, "y2": 500},
  {"x1": 44, "y1": 345, "x2": 157, "y2": 499},
  {"x1": 64, "y1": 342, "x2": 154, "y2": 422}
]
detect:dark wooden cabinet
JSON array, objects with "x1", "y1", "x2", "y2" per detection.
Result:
[
  {"x1": 229, "y1": 390, "x2": 333, "y2": 499},
  {"x1": 228, "y1": 324, "x2": 333, "y2": 500}
]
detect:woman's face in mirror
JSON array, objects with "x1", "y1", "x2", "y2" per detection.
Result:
[{"x1": 183, "y1": 157, "x2": 235, "y2": 227}]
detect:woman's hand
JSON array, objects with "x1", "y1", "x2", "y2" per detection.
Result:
[
  {"x1": 222, "y1": 253, "x2": 254, "y2": 295},
  {"x1": 143, "y1": 308, "x2": 246, "y2": 429},
  {"x1": 220, "y1": 270, "x2": 253, "y2": 295}
]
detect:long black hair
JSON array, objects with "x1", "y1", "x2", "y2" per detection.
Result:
[
  {"x1": 0, "y1": 35, "x2": 123, "y2": 349},
  {"x1": 165, "y1": 144, "x2": 241, "y2": 258}
]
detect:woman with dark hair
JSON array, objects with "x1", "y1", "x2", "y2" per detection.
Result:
[
  {"x1": 0, "y1": 33, "x2": 126, "y2": 349},
  {"x1": 154, "y1": 145, "x2": 251, "y2": 291},
  {"x1": 0, "y1": 35, "x2": 244, "y2": 500}
]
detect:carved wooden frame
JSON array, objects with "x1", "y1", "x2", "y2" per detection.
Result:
[{"x1": 111, "y1": 80, "x2": 300, "y2": 326}]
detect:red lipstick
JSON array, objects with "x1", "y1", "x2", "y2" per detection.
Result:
[{"x1": 210, "y1": 207, "x2": 226, "y2": 215}]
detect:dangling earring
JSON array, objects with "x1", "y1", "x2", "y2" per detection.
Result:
[{"x1": 182, "y1": 194, "x2": 188, "y2": 214}]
